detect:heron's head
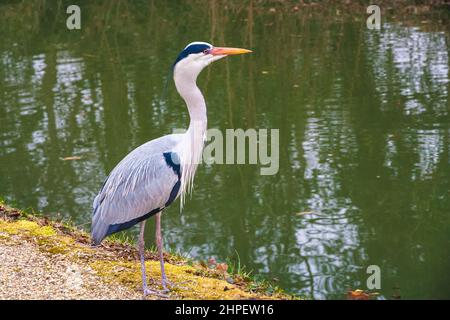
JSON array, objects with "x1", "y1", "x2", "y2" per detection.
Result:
[{"x1": 173, "y1": 41, "x2": 251, "y2": 80}]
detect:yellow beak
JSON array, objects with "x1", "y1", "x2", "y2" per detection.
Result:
[{"x1": 210, "y1": 47, "x2": 252, "y2": 56}]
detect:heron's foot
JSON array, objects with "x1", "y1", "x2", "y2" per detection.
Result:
[
  {"x1": 143, "y1": 287, "x2": 169, "y2": 299},
  {"x1": 161, "y1": 278, "x2": 171, "y2": 293}
]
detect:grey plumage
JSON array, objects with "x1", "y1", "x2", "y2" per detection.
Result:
[
  {"x1": 91, "y1": 133, "x2": 182, "y2": 245},
  {"x1": 90, "y1": 41, "x2": 251, "y2": 297}
]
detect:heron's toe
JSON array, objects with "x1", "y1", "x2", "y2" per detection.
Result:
[{"x1": 143, "y1": 288, "x2": 169, "y2": 299}]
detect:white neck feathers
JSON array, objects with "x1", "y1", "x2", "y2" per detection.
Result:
[{"x1": 173, "y1": 67, "x2": 207, "y2": 209}]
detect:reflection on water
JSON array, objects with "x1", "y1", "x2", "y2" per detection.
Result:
[{"x1": 0, "y1": 3, "x2": 449, "y2": 299}]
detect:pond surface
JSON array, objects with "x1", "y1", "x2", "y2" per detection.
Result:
[{"x1": 0, "y1": 2, "x2": 449, "y2": 299}]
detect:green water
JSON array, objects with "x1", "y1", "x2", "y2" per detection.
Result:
[{"x1": 0, "y1": 2, "x2": 449, "y2": 299}]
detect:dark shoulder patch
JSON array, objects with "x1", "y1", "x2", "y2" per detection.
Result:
[
  {"x1": 163, "y1": 152, "x2": 181, "y2": 178},
  {"x1": 165, "y1": 180, "x2": 181, "y2": 207},
  {"x1": 163, "y1": 152, "x2": 182, "y2": 207}
]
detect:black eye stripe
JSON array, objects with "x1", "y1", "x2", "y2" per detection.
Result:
[
  {"x1": 184, "y1": 44, "x2": 211, "y2": 54},
  {"x1": 173, "y1": 44, "x2": 212, "y2": 66}
]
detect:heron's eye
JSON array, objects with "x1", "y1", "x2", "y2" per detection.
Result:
[{"x1": 203, "y1": 49, "x2": 210, "y2": 55}]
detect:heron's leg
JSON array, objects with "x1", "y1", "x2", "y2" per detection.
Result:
[
  {"x1": 138, "y1": 221, "x2": 148, "y2": 292},
  {"x1": 139, "y1": 221, "x2": 168, "y2": 299},
  {"x1": 155, "y1": 211, "x2": 169, "y2": 291}
]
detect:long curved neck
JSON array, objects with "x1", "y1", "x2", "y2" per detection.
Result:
[
  {"x1": 173, "y1": 69, "x2": 207, "y2": 208},
  {"x1": 174, "y1": 72, "x2": 207, "y2": 130}
]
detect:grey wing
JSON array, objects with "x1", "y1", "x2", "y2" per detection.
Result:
[{"x1": 91, "y1": 143, "x2": 181, "y2": 245}]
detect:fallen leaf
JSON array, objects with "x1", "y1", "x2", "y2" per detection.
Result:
[
  {"x1": 295, "y1": 211, "x2": 317, "y2": 216},
  {"x1": 61, "y1": 156, "x2": 82, "y2": 161},
  {"x1": 216, "y1": 263, "x2": 228, "y2": 273},
  {"x1": 347, "y1": 289, "x2": 371, "y2": 300}
]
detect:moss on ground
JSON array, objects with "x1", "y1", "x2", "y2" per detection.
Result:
[{"x1": 0, "y1": 203, "x2": 294, "y2": 300}]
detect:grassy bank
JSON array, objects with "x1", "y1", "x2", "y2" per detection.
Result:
[{"x1": 0, "y1": 202, "x2": 294, "y2": 300}]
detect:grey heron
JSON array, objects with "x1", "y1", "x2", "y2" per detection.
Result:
[{"x1": 91, "y1": 42, "x2": 251, "y2": 297}]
